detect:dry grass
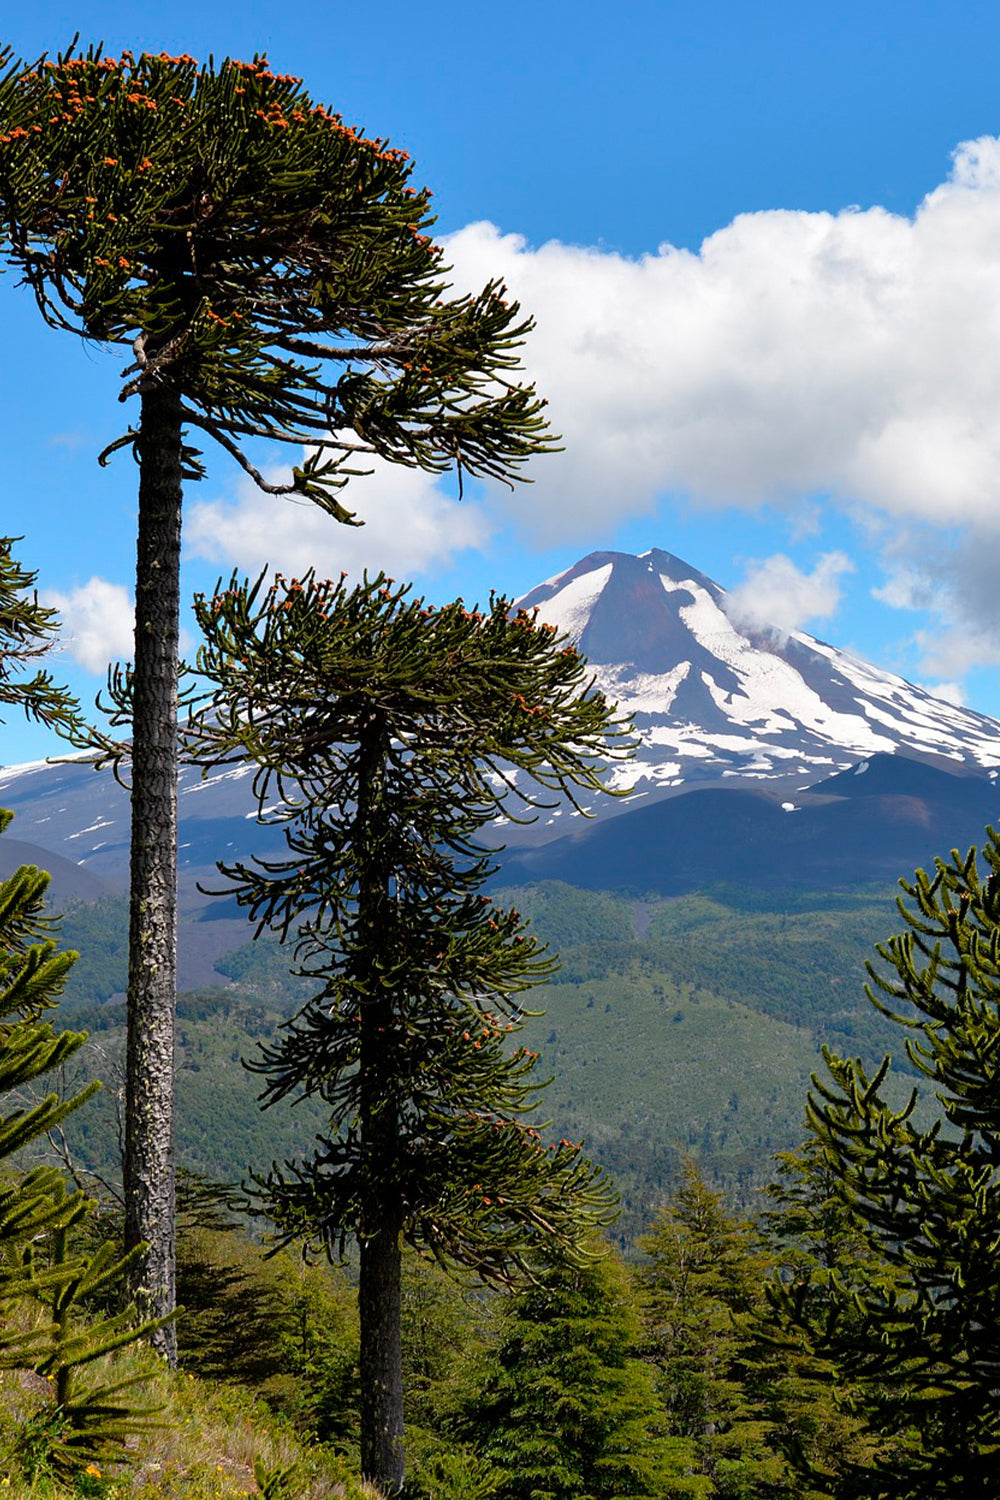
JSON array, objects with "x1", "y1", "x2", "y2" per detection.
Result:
[{"x1": 0, "y1": 1338, "x2": 375, "y2": 1500}]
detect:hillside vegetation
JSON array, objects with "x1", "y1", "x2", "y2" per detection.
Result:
[{"x1": 48, "y1": 879, "x2": 923, "y2": 1235}]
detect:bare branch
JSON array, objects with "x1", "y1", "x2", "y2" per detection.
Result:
[
  {"x1": 273, "y1": 333, "x2": 415, "y2": 363},
  {"x1": 180, "y1": 404, "x2": 378, "y2": 466}
]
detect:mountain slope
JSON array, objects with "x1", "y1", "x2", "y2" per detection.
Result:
[
  {"x1": 2, "y1": 546, "x2": 999, "y2": 909},
  {"x1": 496, "y1": 752, "x2": 1000, "y2": 894},
  {"x1": 517, "y1": 549, "x2": 1000, "y2": 832}
]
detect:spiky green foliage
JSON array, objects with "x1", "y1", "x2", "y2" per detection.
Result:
[
  {"x1": 454, "y1": 1241, "x2": 675, "y2": 1500},
  {"x1": 0, "y1": 44, "x2": 553, "y2": 510},
  {"x1": 0, "y1": 815, "x2": 161, "y2": 1476},
  {"x1": 253, "y1": 1456, "x2": 310, "y2": 1500},
  {"x1": 184, "y1": 568, "x2": 631, "y2": 1487},
  {"x1": 0, "y1": 813, "x2": 98, "y2": 1367},
  {"x1": 26, "y1": 1187, "x2": 163, "y2": 1477},
  {"x1": 767, "y1": 835, "x2": 1000, "y2": 1498},
  {"x1": 186, "y1": 569, "x2": 630, "y2": 1273},
  {"x1": 0, "y1": 537, "x2": 81, "y2": 738}
]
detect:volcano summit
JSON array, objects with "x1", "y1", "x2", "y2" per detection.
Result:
[{"x1": 515, "y1": 548, "x2": 1000, "y2": 831}]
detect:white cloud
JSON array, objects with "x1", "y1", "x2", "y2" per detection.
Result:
[
  {"x1": 724, "y1": 551, "x2": 854, "y2": 636},
  {"x1": 42, "y1": 578, "x2": 135, "y2": 673},
  {"x1": 917, "y1": 679, "x2": 966, "y2": 708},
  {"x1": 872, "y1": 565, "x2": 934, "y2": 614},
  {"x1": 874, "y1": 536, "x2": 1000, "y2": 679},
  {"x1": 170, "y1": 143, "x2": 1000, "y2": 693},
  {"x1": 787, "y1": 502, "x2": 823, "y2": 542},
  {"x1": 440, "y1": 138, "x2": 1000, "y2": 543},
  {"x1": 913, "y1": 623, "x2": 1000, "y2": 683},
  {"x1": 186, "y1": 458, "x2": 493, "y2": 581}
]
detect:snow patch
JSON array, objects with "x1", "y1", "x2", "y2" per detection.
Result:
[
  {"x1": 0, "y1": 750, "x2": 94, "y2": 786},
  {"x1": 67, "y1": 823, "x2": 113, "y2": 840},
  {"x1": 659, "y1": 576, "x2": 900, "y2": 753},
  {"x1": 591, "y1": 661, "x2": 690, "y2": 714},
  {"x1": 531, "y1": 563, "x2": 613, "y2": 643},
  {"x1": 181, "y1": 765, "x2": 255, "y2": 795}
]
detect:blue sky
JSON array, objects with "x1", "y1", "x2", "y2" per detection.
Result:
[{"x1": 6, "y1": 0, "x2": 1000, "y2": 762}]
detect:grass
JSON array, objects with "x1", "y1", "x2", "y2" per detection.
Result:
[{"x1": 0, "y1": 1332, "x2": 371, "y2": 1500}]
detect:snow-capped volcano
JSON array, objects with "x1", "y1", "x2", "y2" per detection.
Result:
[
  {"x1": 516, "y1": 548, "x2": 1000, "y2": 808},
  {"x1": 2, "y1": 545, "x2": 1000, "y2": 906}
]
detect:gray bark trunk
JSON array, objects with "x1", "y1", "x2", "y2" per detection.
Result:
[
  {"x1": 124, "y1": 381, "x2": 182, "y2": 1365},
  {"x1": 357, "y1": 717, "x2": 405, "y2": 1492},
  {"x1": 359, "y1": 1203, "x2": 405, "y2": 1492}
]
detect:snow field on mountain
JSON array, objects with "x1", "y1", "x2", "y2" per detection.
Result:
[{"x1": 522, "y1": 550, "x2": 1000, "y2": 791}]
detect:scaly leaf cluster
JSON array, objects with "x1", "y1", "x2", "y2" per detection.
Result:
[
  {"x1": 768, "y1": 834, "x2": 1000, "y2": 1497},
  {"x1": 0, "y1": 44, "x2": 554, "y2": 512},
  {"x1": 0, "y1": 537, "x2": 82, "y2": 738},
  {"x1": 184, "y1": 570, "x2": 630, "y2": 1280},
  {"x1": 25, "y1": 1184, "x2": 165, "y2": 1476},
  {"x1": 0, "y1": 809, "x2": 162, "y2": 1473}
]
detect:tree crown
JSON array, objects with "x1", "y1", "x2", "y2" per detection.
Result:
[
  {"x1": 0, "y1": 43, "x2": 554, "y2": 514},
  {"x1": 184, "y1": 569, "x2": 627, "y2": 1277},
  {"x1": 186, "y1": 567, "x2": 634, "y2": 831}
]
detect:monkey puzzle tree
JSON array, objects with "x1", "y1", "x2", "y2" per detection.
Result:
[
  {"x1": 766, "y1": 838, "x2": 1000, "y2": 1499},
  {"x1": 183, "y1": 569, "x2": 632, "y2": 1491},
  {"x1": 0, "y1": 536, "x2": 84, "y2": 742},
  {"x1": 0, "y1": 42, "x2": 552, "y2": 1355}
]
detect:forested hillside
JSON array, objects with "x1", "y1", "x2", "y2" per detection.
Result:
[
  {"x1": 4, "y1": 21, "x2": 1000, "y2": 1495},
  {"x1": 48, "y1": 878, "x2": 928, "y2": 1239}
]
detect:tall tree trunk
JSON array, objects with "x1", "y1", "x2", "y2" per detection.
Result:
[
  {"x1": 359, "y1": 1199, "x2": 405, "y2": 1492},
  {"x1": 357, "y1": 716, "x2": 405, "y2": 1493},
  {"x1": 124, "y1": 382, "x2": 182, "y2": 1364}
]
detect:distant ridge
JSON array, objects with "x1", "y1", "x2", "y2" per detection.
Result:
[
  {"x1": 1, "y1": 545, "x2": 1000, "y2": 905},
  {"x1": 495, "y1": 751, "x2": 1000, "y2": 895}
]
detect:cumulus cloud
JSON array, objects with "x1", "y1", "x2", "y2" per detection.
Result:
[
  {"x1": 724, "y1": 551, "x2": 854, "y2": 637},
  {"x1": 440, "y1": 138, "x2": 1000, "y2": 544},
  {"x1": 186, "y1": 458, "x2": 492, "y2": 581},
  {"x1": 42, "y1": 578, "x2": 134, "y2": 672},
  {"x1": 109, "y1": 141, "x2": 1000, "y2": 689},
  {"x1": 917, "y1": 679, "x2": 966, "y2": 708},
  {"x1": 874, "y1": 536, "x2": 1000, "y2": 682}
]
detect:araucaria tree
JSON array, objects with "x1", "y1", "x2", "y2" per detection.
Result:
[
  {"x1": 0, "y1": 43, "x2": 552, "y2": 1355},
  {"x1": 767, "y1": 836, "x2": 1000, "y2": 1499},
  {"x1": 185, "y1": 570, "x2": 632, "y2": 1491},
  {"x1": 0, "y1": 539, "x2": 157, "y2": 1476},
  {"x1": 0, "y1": 536, "x2": 84, "y2": 741}
]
